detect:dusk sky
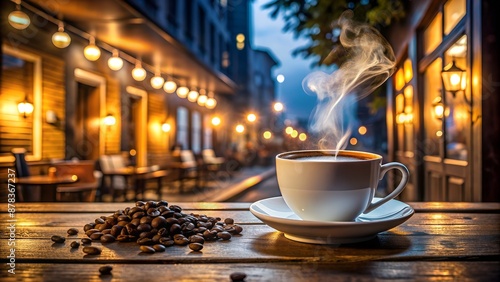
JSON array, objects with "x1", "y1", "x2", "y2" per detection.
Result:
[{"x1": 251, "y1": 0, "x2": 319, "y2": 122}]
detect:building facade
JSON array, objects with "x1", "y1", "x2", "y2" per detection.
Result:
[
  {"x1": 384, "y1": 0, "x2": 500, "y2": 202},
  {"x1": 0, "y1": 0, "x2": 278, "y2": 181}
]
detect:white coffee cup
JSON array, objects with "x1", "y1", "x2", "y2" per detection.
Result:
[{"x1": 276, "y1": 150, "x2": 409, "y2": 222}]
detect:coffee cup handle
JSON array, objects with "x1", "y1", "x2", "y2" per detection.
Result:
[{"x1": 363, "y1": 162, "x2": 409, "y2": 214}]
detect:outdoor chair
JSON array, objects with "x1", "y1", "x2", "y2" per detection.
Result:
[
  {"x1": 98, "y1": 154, "x2": 129, "y2": 200},
  {"x1": 11, "y1": 148, "x2": 31, "y2": 201},
  {"x1": 176, "y1": 150, "x2": 202, "y2": 192},
  {"x1": 52, "y1": 160, "x2": 101, "y2": 202}
]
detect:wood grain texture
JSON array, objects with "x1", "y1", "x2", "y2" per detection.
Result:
[
  {"x1": 0, "y1": 203, "x2": 499, "y2": 280},
  {"x1": 1, "y1": 262, "x2": 499, "y2": 282}
]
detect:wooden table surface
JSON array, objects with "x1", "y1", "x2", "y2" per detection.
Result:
[
  {"x1": 16, "y1": 175, "x2": 79, "y2": 202},
  {"x1": 1, "y1": 201, "x2": 499, "y2": 281}
]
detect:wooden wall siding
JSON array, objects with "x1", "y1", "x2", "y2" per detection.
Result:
[
  {"x1": 40, "y1": 55, "x2": 65, "y2": 161},
  {"x1": 104, "y1": 78, "x2": 121, "y2": 155},
  {"x1": 147, "y1": 92, "x2": 170, "y2": 166},
  {"x1": 0, "y1": 62, "x2": 34, "y2": 155}
]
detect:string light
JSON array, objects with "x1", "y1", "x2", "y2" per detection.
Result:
[
  {"x1": 132, "y1": 61, "x2": 147, "y2": 81},
  {"x1": 7, "y1": 1, "x2": 198, "y2": 102},
  {"x1": 205, "y1": 97, "x2": 217, "y2": 109},
  {"x1": 177, "y1": 86, "x2": 189, "y2": 98},
  {"x1": 187, "y1": 89, "x2": 199, "y2": 102},
  {"x1": 52, "y1": 21, "x2": 71, "y2": 48},
  {"x1": 197, "y1": 94, "x2": 207, "y2": 106},
  {"x1": 163, "y1": 80, "x2": 177, "y2": 93},
  {"x1": 205, "y1": 91, "x2": 217, "y2": 109},
  {"x1": 150, "y1": 73, "x2": 165, "y2": 89},
  {"x1": 8, "y1": 1, "x2": 30, "y2": 30},
  {"x1": 84, "y1": 36, "x2": 101, "y2": 61},
  {"x1": 108, "y1": 49, "x2": 123, "y2": 70}
]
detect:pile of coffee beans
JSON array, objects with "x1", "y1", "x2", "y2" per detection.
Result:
[{"x1": 79, "y1": 200, "x2": 243, "y2": 254}]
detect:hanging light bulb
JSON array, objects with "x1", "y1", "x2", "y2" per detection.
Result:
[
  {"x1": 205, "y1": 92, "x2": 217, "y2": 109},
  {"x1": 150, "y1": 73, "x2": 165, "y2": 89},
  {"x1": 197, "y1": 94, "x2": 207, "y2": 106},
  {"x1": 8, "y1": 2, "x2": 30, "y2": 30},
  {"x1": 132, "y1": 61, "x2": 147, "y2": 81},
  {"x1": 51, "y1": 21, "x2": 71, "y2": 48},
  {"x1": 187, "y1": 89, "x2": 199, "y2": 102},
  {"x1": 84, "y1": 36, "x2": 101, "y2": 61},
  {"x1": 163, "y1": 79, "x2": 177, "y2": 93},
  {"x1": 107, "y1": 49, "x2": 123, "y2": 71},
  {"x1": 176, "y1": 86, "x2": 189, "y2": 98},
  {"x1": 205, "y1": 97, "x2": 217, "y2": 109}
]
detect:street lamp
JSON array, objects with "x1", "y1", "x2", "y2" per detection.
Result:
[
  {"x1": 247, "y1": 113, "x2": 257, "y2": 123},
  {"x1": 273, "y1": 102, "x2": 284, "y2": 113},
  {"x1": 441, "y1": 59, "x2": 466, "y2": 97}
]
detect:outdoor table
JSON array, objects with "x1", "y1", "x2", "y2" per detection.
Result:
[
  {"x1": 101, "y1": 166, "x2": 168, "y2": 201},
  {"x1": 15, "y1": 175, "x2": 78, "y2": 202},
  {"x1": 0, "y1": 202, "x2": 499, "y2": 280}
]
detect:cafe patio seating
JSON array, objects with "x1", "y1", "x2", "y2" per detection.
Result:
[
  {"x1": 98, "y1": 155, "x2": 130, "y2": 200},
  {"x1": 11, "y1": 148, "x2": 31, "y2": 201},
  {"x1": 175, "y1": 150, "x2": 202, "y2": 193},
  {"x1": 52, "y1": 160, "x2": 101, "y2": 202}
]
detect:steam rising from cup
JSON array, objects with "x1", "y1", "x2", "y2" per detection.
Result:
[{"x1": 303, "y1": 12, "x2": 396, "y2": 152}]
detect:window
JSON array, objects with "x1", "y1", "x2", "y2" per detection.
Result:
[
  {"x1": 423, "y1": 58, "x2": 443, "y2": 157},
  {"x1": 184, "y1": 0, "x2": 193, "y2": 40},
  {"x1": 209, "y1": 23, "x2": 216, "y2": 64},
  {"x1": 444, "y1": 35, "x2": 468, "y2": 160},
  {"x1": 176, "y1": 107, "x2": 189, "y2": 149},
  {"x1": 444, "y1": 0, "x2": 466, "y2": 35},
  {"x1": 198, "y1": 5, "x2": 206, "y2": 54},
  {"x1": 167, "y1": 0, "x2": 177, "y2": 27},
  {"x1": 423, "y1": 12, "x2": 442, "y2": 55},
  {"x1": 0, "y1": 45, "x2": 41, "y2": 162},
  {"x1": 393, "y1": 58, "x2": 414, "y2": 154},
  {"x1": 203, "y1": 114, "x2": 213, "y2": 149},
  {"x1": 191, "y1": 111, "x2": 201, "y2": 153}
]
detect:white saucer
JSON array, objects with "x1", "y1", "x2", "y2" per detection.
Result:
[{"x1": 250, "y1": 196, "x2": 414, "y2": 244}]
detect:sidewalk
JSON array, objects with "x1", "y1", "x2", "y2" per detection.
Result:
[{"x1": 105, "y1": 165, "x2": 276, "y2": 203}]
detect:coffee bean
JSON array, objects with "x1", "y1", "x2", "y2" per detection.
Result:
[
  {"x1": 170, "y1": 223, "x2": 181, "y2": 235},
  {"x1": 100, "y1": 234, "x2": 116, "y2": 243},
  {"x1": 102, "y1": 229, "x2": 112, "y2": 235},
  {"x1": 140, "y1": 216, "x2": 153, "y2": 225},
  {"x1": 70, "y1": 241, "x2": 80, "y2": 248},
  {"x1": 203, "y1": 230, "x2": 217, "y2": 241},
  {"x1": 189, "y1": 243, "x2": 204, "y2": 252},
  {"x1": 110, "y1": 225, "x2": 123, "y2": 237},
  {"x1": 95, "y1": 218, "x2": 105, "y2": 224},
  {"x1": 230, "y1": 272, "x2": 247, "y2": 281},
  {"x1": 189, "y1": 235, "x2": 205, "y2": 244},
  {"x1": 137, "y1": 237, "x2": 153, "y2": 245},
  {"x1": 224, "y1": 218, "x2": 234, "y2": 225},
  {"x1": 140, "y1": 246, "x2": 155, "y2": 253},
  {"x1": 51, "y1": 235, "x2": 65, "y2": 243},
  {"x1": 217, "y1": 231, "x2": 232, "y2": 241},
  {"x1": 84, "y1": 223, "x2": 95, "y2": 232},
  {"x1": 67, "y1": 228, "x2": 79, "y2": 235},
  {"x1": 151, "y1": 216, "x2": 167, "y2": 229},
  {"x1": 81, "y1": 238, "x2": 92, "y2": 245},
  {"x1": 159, "y1": 237, "x2": 175, "y2": 247},
  {"x1": 116, "y1": 235, "x2": 129, "y2": 242},
  {"x1": 132, "y1": 211, "x2": 145, "y2": 219},
  {"x1": 85, "y1": 229, "x2": 100, "y2": 237},
  {"x1": 89, "y1": 232, "x2": 103, "y2": 241},
  {"x1": 99, "y1": 265, "x2": 113, "y2": 275},
  {"x1": 137, "y1": 223, "x2": 152, "y2": 233},
  {"x1": 232, "y1": 225, "x2": 243, "y2": 235},
  {"x1": 169, "y1": 205, "x2": 182, "y2": 213},
  {"x1": 153, "y1": 244, "x2": 166, "y2": 252},
  {"x1": 135, "y1": 201, "x2": 146, "y2": 207},
  {"x1": 83, "y1": 246, "x2": 102, "y2": 255},
  {"x1": 174, "y1": 236, "x2": 189, "y2": 246}
]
